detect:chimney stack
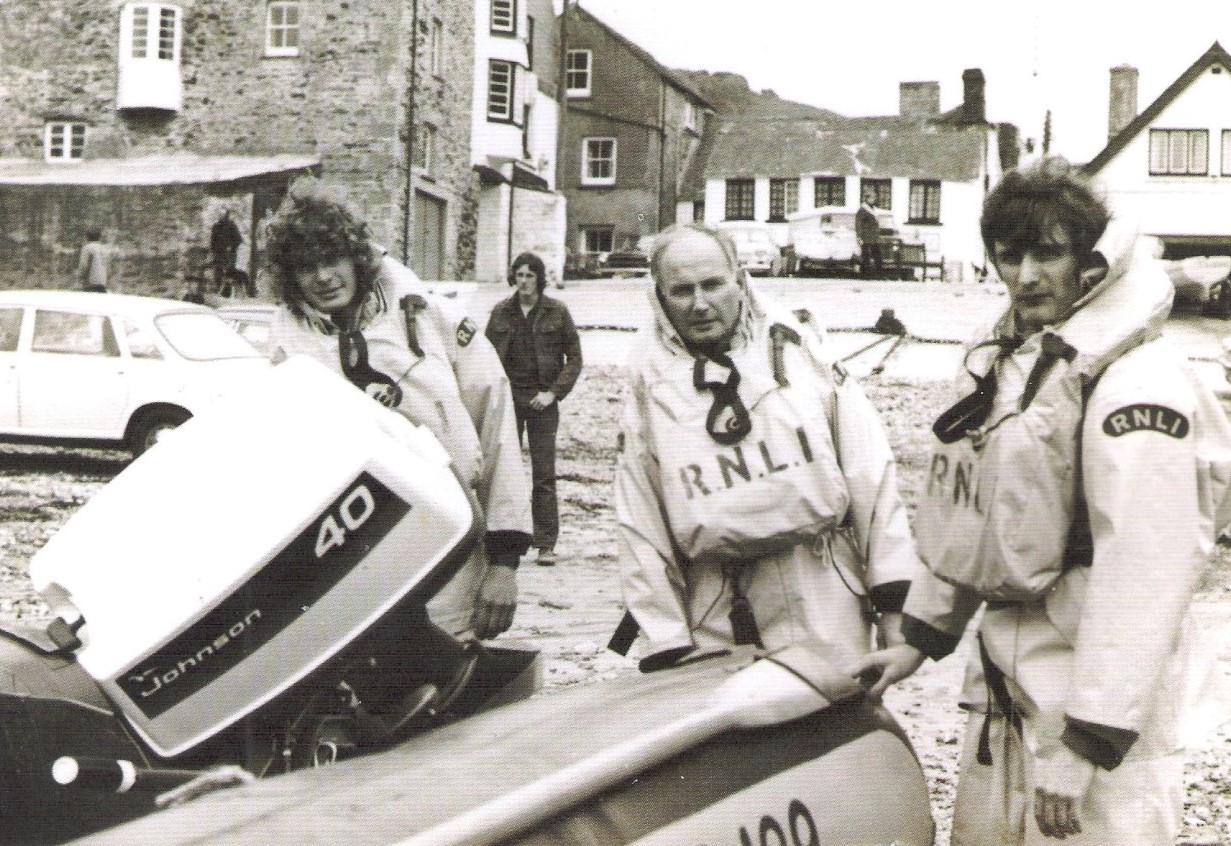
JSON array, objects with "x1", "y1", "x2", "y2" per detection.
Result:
[
  {"x1": 961, "y1": 69, "x2": 986, "y2": 124},
  {"x1": 900, "y1": 81, "x2": 940, "y2": 118},
  {"x1": 1108, "y1": 65, "x2": 1139, "y2": 139}
]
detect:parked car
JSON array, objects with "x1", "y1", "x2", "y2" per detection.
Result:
[
  {"x1": 785, "y1": 207, "x2": 918, "y2": 278},
  {"x1": 594, "y1": 236, "x2": 653, "y2": 278},
  {"x1": 1163, "y1": 255, "x2": 1231, "y2": 318},
  {"x1": 713, "y1": 221, "x2": 783, "y2": 276},
  {"x1": 215, "y1": 301, "x2": 278, "y2": 355},
  {"x1": 0, "y1": 290, "x2": 267, "y2": 456},
  {"x1": 784, "y1": 206, "x2": 862, "y2": 276}
]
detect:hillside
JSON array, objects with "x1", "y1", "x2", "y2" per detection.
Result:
[{"x1": 674, "y1": 69, "x2": 846, "y2": 122}]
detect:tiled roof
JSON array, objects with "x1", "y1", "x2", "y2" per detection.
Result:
[
  {"x1": 701, "y1": 119, "x2": 987, "y2": 182},
  {"x1": 1085, "y1": 41, "x2": 1231, "y2": 174}
]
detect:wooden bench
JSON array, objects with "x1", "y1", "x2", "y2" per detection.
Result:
[{"x1": 897, "y1": 243, "x2": 944, "y2": 281}]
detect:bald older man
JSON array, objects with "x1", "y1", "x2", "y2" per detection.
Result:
[{"x1": 610, "y1": 224, "x2": 921, "y2": 674}]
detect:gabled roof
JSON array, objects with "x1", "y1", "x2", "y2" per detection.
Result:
[
  {"x1": 1085, "y1": 41, "x2": 1231, "y2": 174},
  {"x1": 569, "y1": 5, "x2": 710, "y2": 107},
  {"x1": 701, "y1": 119, "x2": 987, "y2": 183}
]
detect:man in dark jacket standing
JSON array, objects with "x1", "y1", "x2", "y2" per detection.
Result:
[
  {"x1": 210, "y1": 208, "x2": 245, "y2": 295},
  {"x1": 856, "y1": 201, "x2": 882, "y2": 278},
  {"x1": 486, "y1": 252, "x2": 583, "y2": 566}
]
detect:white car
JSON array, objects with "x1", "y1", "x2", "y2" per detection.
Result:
[
  {"x1": 713, "y1": 222, "x2": 783, "y2": 276},
  {"x1": 0, "y1": 290, "x2": 268, "y2": 456},
  {"x1": 215, "y1": 301, "x2": 279, "y2": 356}
]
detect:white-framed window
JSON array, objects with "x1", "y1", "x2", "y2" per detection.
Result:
[
  {"x1": 768, "y1": 179, "x2": 798, "y2": 221},
  {"x1": 125, "y1": 3, "x2": 181, "y2": 61},
  {"x1": 814, "y1": 176, "x2": 845, "y2": 207},
  {"x1": 1150, "y1": 128, "x2": 1208, "y2": 175},
  {"x1": 45, "y1": 122, "x2": 87, "y2": 162},
  {"x1": 412, "y1": 123, "x2": 436, "y2": 173},
  {"x1": 490, "y1": 0, "x2": 515, "y2": 35},
  {"x1": 566, "y1": 49, "x2": 591, "y2": 97},
  {"x1": 265, "y1": 1, "x2": 301, "y2": 57},
  {"x1": 725, "y1": 179, "x2": 754, "y2": 220},
  {"x1": 118, "y1": 3, "x2": 183, "y2": 111},
  {"x1": 1223, "y1": 130, "x2": 1231, "y2": 176},
  {"x1": 860, "y1": 178, "x2": 892, "y2": 210},
  {"x1": 582, "y1": 138, "x2": 616, "y2": 186},
  {"x1": 581, "y1": 225, "x2": 614, "y2": 254},
  {"x1": 487, "y1": 60, "x2": 518, "y2": 123},
  {"x1": 429, "y1": 17, "x2": 443, "y2": 76},
  {"x1": 908, "y1": 180, "x2": 941, "y2": 223}
]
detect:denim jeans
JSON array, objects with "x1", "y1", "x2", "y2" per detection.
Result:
[{"x1": 513, "y1": 396, "x2": 559, "y2": 552}]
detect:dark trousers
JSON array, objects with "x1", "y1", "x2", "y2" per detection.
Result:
[
  {"x1": 861, "y1": 243, "x2": 882, "y2": 276},
  {"x1": 513, "y1": 396, "x2": 559, "y2": 552}
]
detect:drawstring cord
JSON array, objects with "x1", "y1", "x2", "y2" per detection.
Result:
[{"x1": 813, "y1": 526, "x2": 879, "y2": 629}]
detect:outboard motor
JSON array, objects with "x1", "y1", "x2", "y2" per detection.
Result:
[{"x1": 0, "y1": 356, "x2": 534, "y2": 844}]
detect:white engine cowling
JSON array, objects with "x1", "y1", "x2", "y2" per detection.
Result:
[{"x1": 30, "y1": 355, "x2": 480, "y2": 757}]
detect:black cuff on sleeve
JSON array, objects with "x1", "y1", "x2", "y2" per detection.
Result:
[
  {"x1": 1061, "y1": 717, "x2": 1139, "y2": 771},
  {"x1": 901, "y1": 614, "x2": 961, "y2": 662},
  {"x1": 485, "y1": 530, "x2": 532, "y2": 561},
  {"x1": 869, "y1": 580, "x2": 910, "y2": 614},
  {"x1": 638, "y1": 645, "x2": 696, "y2": 673}
]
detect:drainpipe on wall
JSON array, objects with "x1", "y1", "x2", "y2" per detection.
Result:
[
  {"x1": 403, "y1": 0, "x2": 421, "y2": 266},
  {"x1": 656, "y1": 78, "x2": 666, "y2": 234},
  {"x1": 556, "y1": 0, "x2": 570, "y2": 251},
  {"x1": 506, "y1": 176, "x2": 516, "y2": 273}
]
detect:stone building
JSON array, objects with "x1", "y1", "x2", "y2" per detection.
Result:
[{"x1": 0, "y1": 0, "x2": 478, "y2": 295}]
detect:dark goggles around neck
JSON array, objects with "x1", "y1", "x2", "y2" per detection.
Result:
[
  {"x1": 339, "y1": 329, "x2": 403, "y2": 409},
  {"x1": 692, "y1": 353, "x2": 752, "y2": 446},
  {"x1": 932, "y1": 332, "x2": 1076, "y2": 445}
]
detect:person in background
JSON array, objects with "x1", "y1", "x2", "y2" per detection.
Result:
[
  {"x1": 854, "y1": 157, "x2": 1231, "y2": 843},
  {"x1": 856, "y1": 201, "x2": 882, "y2": 279},
  {"x1": 263, "y1": 184, "x2": 533, "y2": 640},
  {"x1": 485, "y1": 252, "x2": 583, "y2": 567},
  {"x1": 210, "y1": 209, "x2": 245, "y2": 296},
  {"x1": 609, "y1": 223, "x2": 918, "y2": 673},
  {"x1": 76, "y1": 228, "x2": 115, "y2": 292}
]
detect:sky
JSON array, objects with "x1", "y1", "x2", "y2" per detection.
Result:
[{"x1": 566, "y1": 0, "x2": 1231, "y2": 164}]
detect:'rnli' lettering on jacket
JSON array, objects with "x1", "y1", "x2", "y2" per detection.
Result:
[
  {"x1": 912, "y1": 251, "x2": 1170, "y2": 602},
  {"x1": 677, "y1": 427, "x2": 815, "y2": 499},
  {"x1": 925, "y1": 453, "x2": 984, "y2": 514},
  {"x1": 1102, "y1": 403, "x2": 1189, "y2": 438},
  {"x1": 615, "y1": 285, "x2": 919, "y2": 660}
]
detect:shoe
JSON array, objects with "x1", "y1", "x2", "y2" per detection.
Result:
[{"x1": 536, "y1": 549, "x2": 557, "y2": 566}]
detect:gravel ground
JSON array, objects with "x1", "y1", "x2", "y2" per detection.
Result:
[{"x1": 1, "y1": 365, "x2": 1230, "y2": 844}]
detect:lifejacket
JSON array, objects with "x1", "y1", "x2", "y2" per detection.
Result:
[
  {"x1": 269, "y1": 258, "x2": 486, "y2": 489},
  {"x1": 914, "y1": 232, "x2": 1174, "y2": 601},
  {"x1": 639, "y1": 294, "x2": 849, "y2": 566}
]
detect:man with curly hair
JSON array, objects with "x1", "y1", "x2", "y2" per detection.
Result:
[{"x1": 263, "y1": 183, "x2": 533, "y2": 641}]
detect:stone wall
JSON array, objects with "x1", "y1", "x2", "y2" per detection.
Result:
[{"x1": 0, "y1": 0, "x2": 480, "y2": 293}]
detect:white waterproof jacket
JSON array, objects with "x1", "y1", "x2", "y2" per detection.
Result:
[
  {"x1": 904, "y1": 224, "x2": 1231, "y2": 768},
  {"x1": 268, "y1": 253, "x2": 532, "y2": 635},
  {"x1": 615, "y1": 285, "x2": 918, "y2": 662}
]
